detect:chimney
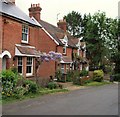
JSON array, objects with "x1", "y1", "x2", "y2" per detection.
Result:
[
  {"x1": 10, "y1": 0, "x2": 15, "y2": 4},
  {"x1": 28, "y1": 3, "x2": 42, "y2": 22},
  {"x1": 57, "y1": 19, "x2": 67, "y2": 32}
]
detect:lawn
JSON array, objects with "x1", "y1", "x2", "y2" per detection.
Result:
[
  {"x1": 2, "y1": 88, "x2": 68, "y2": 105},
  {"x1": 84, "y1": 81, "x2": 112, "y2": 86}
]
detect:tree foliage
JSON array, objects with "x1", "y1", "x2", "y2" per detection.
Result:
[
  {"x1": 64, "y1": 11, "x2": 82, "y2": 37},
  {"x1": 64, "y1": 11, "x2": 118, "y2": 72}
]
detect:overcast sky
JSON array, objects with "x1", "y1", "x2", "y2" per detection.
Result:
[{"x1": 16, "y1": 0, "x2": 119, "y2": 26}]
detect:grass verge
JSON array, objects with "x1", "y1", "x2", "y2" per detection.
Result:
[
  {"x1": 84, "y1": 81, "x2": 112, "y2": 86},
  {"x1": 2, "y1": 88, "x2": 68, "y2": 105}
]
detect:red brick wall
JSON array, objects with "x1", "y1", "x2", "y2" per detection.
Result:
[
  {"x1": 57, "y1": 46, "x2": 73, "y2": 59},
  {"x1": 2, "y1": 16, "x2": 39, "y2": 78},
  {"x1": 36, "y1": 29, "x2": 57, "y2": 78},
  {"x1": 3, "y1": 17, "x2": 22, "y2": 68},
  {"x1": 0, "y1": 16, "x2": 2, "y2": 71}
]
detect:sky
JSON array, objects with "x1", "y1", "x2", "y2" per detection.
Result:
[{"x1": 16, "y1": 0, "x2": 119, "y2": 26}]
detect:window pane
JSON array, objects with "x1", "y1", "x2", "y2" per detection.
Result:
[
  {"x1": 26, "y1": 57, "x2": 33, "y2": 74},
  {"x1": 18, "y1": 57, "x2": 22, "y2": 73},
  {"x1": 22, "y1": 25, "x2": 28, "y2": 42},
  {"x1": 18, "y1": 66, "x2": 22, "y2": 73},
  {"x1": 27, "y1": 66, "x2": 31, "y2": 73}
]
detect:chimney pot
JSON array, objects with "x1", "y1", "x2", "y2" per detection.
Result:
[
  {"x1": 28, "y1": 3, "x2": 42, "y2": 22},
  {"x1": 57, "y1": 19, "x2": 67, "y2": 32}
]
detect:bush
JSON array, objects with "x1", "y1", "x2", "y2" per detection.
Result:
[
  {"x1": 47, "y1": 82, "x2": 58, "y2": 89},
  {"x1": 72, "y1": 70, "x2": 81, "y2": 85},
  {"x1": 0, "y1": 69, "x2": 20, "y2": 97},
  {"x1": 13, "y1": 86, "x2": 28, "y2": 99},
  {"x1": 55, "y1": 70, "x2": 62, "y2": 82},
  {"x1": 23, "y1": 80, "x2": 38, "y2": 93},
  {"x1": 113, "y1": 74, "x2": 120, "y2": 81},
  {"x1": 80, "y1": 69, "x2": 89, "y2": 77},
  {"x1": 73, "y1": 77, "x2": 81, "y2": 85},
  {"x1": 93, "y1": 70, "x2": 104, "y2": 82},
  {"x1": 66, "y1": 70, "x2": 74, "y2": 82}
]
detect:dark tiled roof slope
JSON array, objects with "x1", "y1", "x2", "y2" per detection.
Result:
[
  {"x1": 39, "y1": 20, "x2": 77, "y2": 48},
  {"x1": 0, "y1": 0, "x2": 40, "y2": 26}
]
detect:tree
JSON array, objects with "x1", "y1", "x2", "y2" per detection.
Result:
[
  {"x1": 64, "y1": 10, "x2": 118, "y2": 72},
  {"x1": 111, "y1": 19, "x2": 120, "y2": 74},
  {"x1": 82, "y1": 12, "x2": 108, "y2": 68},
  {"x1": 64, "y1": 11, "x2": 82, "y2": 37}
]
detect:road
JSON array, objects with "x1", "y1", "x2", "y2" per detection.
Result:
[{"x1": 3, "y1": 83, "x2": 118, "y2": 115}]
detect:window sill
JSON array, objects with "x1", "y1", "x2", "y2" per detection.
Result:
[
  {"x1": 26, "y1": 75, "x2": 34, "y2": 78},
  {"x1": 21, "y1": 41, "x2": 29, "y2": 44},
  {"x1": 63, "y1": 53, "x2": 67, "y2": 56}
]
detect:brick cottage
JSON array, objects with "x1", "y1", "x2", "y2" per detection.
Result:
[{"x1": 0, "y1": 0, "x2": 88, "y2": 80}]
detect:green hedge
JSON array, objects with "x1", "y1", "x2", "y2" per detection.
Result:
[
  {"x1": 93, "y1": 70, "x2": 104, "y2": 82},
  {"x1": 47, "y1": 82, "x2": 58, "y2": 89},
  {"x1": 113, "y1": 74, "x2": 120, "y2": 82}
]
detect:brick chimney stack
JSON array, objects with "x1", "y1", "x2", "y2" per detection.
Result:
[
  {"x1": 28, "y1": 3, "x2": 42, "y2": 22},
  {"x1": 57, "y1": 19, "x2": 67, "y2": 32}
]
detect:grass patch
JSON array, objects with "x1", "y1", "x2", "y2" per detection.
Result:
[
  {"x1": 2, "y1": 88, "x2": 68, "y2": 105},
  {"x1": 84, "y1": 81, "x2": 112, "y2": 86}
]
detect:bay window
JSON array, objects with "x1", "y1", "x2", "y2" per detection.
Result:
[
  {"x1": 18, "y1": 57, "x2": 23, "y2": 74},
  {"x1": 26, "y1": 57, "x2": 33, "y2": 76}
]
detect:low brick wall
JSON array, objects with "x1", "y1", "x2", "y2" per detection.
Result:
[
  {"x1": 89, "y1": 71, "x2": 94, "y2": 79},
  {"x1": 80, "y1": 76, "x2": 91, "y2": 85}
]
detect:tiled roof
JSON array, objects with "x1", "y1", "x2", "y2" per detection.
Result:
[
  {"x1": 16, "y1": 45, "x2": 40, "y2": 56},
  {"x1": 39, "y1": 20, "x2": 77, "y2": 48},
  {"x1": 70, "y1": 38, "x2": 79, "y2": 45},
  {"x1": 60, "y1": 56, "x2": 73, "y2": 63},
  {"x1": 0, "y1": 0, "x2": 40, "y2": 26},
  {"x1": 40, "y1": 20, "x2": 64, "y2": 46}
]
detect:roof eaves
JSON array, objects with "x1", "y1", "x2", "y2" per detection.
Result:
[{"x1": 1, "y1": 12, "x2": 41, "y2": 27}]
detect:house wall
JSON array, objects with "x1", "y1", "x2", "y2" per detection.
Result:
[
  {"x1": 3, "y1": 17, "x2": 22, "y2": 68},
  {"x1": 0, "y1": 16, "x2": 2, "y2": 71},
  {"x1": 36, "y1": 28, "x2": 57, "y2": 78},
  {"x1": 2, "y1": 16, "x2": 39, "y2": 78},
  {"x1": 57, "y1": 46, "x2": 73, "y2": 59}
]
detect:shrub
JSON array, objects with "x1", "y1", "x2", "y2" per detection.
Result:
[
  {"x1": 66, "y1": 70, "x2": 74, "y2": 82},
  {"x1": 47, "y1": 82, "x2": 58, "y2": 89},
  {"x1": 36, "y1": 77, "x2": 50, "y2": 88},
  {"x1": 93, "y1": 70, "x2": 104, "y2": 82},
  {"x1": 23, "y1": 80, "x2": 38, "y2": 93},
  {"x1": 13, "y1": 86, "x2": 28, "y2": 99},
  {"x1": 80, "y1": 69, "x2": 88, "y2": 77},
  {"x1": 73, "y1": 77, "x2": 81, "y2": 85},
  {"x1": 113, "y1": 74, "x2": 120, "y2": 82},
  {"x1": 0, "y1": 69, "x2": 20, "y2": 97},
  {"x1": 72, "y1": 70, "x2": 81, "y2": 85},
  {"x1": 55, "y1": 70, "x2": 62, "y2": 82}
]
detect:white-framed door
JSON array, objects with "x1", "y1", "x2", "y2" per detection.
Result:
[{"x1": 2, "y1": 56, "x2": 6, "y2": 70}]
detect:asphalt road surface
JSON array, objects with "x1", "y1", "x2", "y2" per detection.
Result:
[{"x1": 3, "y1": 83, "x2": 118, "y2": 115}]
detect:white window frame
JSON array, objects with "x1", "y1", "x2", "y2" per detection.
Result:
[
  {"x1": 18, "y1": 56, "x2": 23, "y2": 74},
  {"x1": 66, "y1": 64, "x2": 69, "y2": 72},
  {"x1": 22, "y1": 25, "x2": 29, "y2": 43},
  {"x1": 61, "y1": 64, "x2": 64, "y2": 73},
  {"x1": 26, "y1": 57, "x2": 33, "y2": 76}
]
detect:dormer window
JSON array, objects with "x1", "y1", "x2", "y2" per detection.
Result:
[
  {"x1": 22, "y1": 25, "x2": 29, "y2": 43},
  {"x1": 63, "y1": 46, "x2": 66, "y2": 55}
]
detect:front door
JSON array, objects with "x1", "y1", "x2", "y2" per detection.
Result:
[{"x1": 2, "y1": 56, "x2": 6, "y2": 70}]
